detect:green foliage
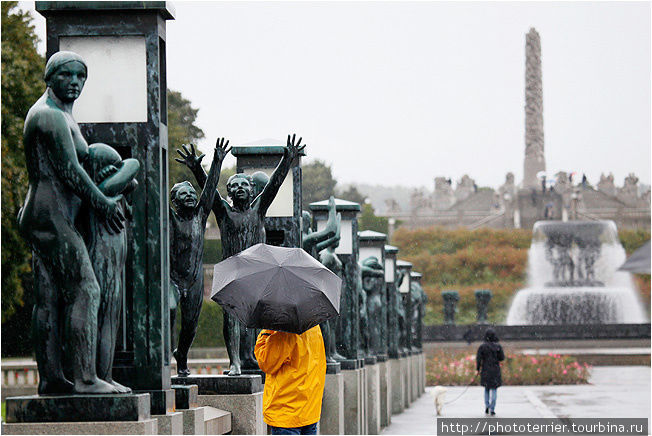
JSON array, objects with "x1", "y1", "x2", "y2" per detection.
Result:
[
  {"x1": 426, "y1": 349, "x2": 591, "y2": 386},
  {"x1": 359, "y1": 203, "x2": 389, "y2": 234},
  {"x1": 302, "y1": 159, "x2": 337, "y2": 207},
  {"x1": 338, "y1": 185, "x2": 366, "y2": 205},
  {"x1": 618, "y1": 229, "x2": 651, "y2": 254},
  {"x1": 1, "y1": 2, "x2": 44, "y2": 322},
  {"x1": 203, "y1": 239, "x2": 223, "y2": 264},
  {"x1": 167, "y1": 89, "x2": 205, "y2": 190},
  {"x1": 174, "y1": 300, "x2": 225, "y2": 347}
]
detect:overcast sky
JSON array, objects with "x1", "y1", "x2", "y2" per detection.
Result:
[{"x1": 23, "y1": 1, "x2": 651, "y2": 190}]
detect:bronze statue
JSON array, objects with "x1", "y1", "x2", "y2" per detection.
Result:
[
  {"x1": 170, "y1": 140, "x2": 228, "y2": 376},
  {"x1": 18, "y1": 51, "x2": 128, "y2": 394},
  {"x1": 81, "y1": 143, "x2": 140, "y2": 392},
  {"x1": 177, "y1": 134, "x2": 305, "y2": 375},
  {"x1": 361, "y1": 256, "x2": 385, "y2": 357},
  {"x1": 305, "y1": 197, "x2": 343, "y2": 363}
]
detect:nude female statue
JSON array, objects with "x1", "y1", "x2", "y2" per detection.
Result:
[
  {"x1": 18, "y1": 51, "x2": 125, "y2": 394},
  {"x1": 177, "y1": 135, "x2": 305, "y2": 375},
  {"x1": 169, "y1": 140, "x2": 227, "y2": 376}
]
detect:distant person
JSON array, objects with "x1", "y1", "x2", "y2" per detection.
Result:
[
  {"x1": 476, "y1": 328, "x2": 505, "y2": 416},
  {"x1": 255, "y1": 326, "x2": 326, "y2": 435},
  {"x1": 541, "y1": 176, "x2": 546, "y2": 193},
  {"x1": 582, "y1": 174, "x2": 587, "y2": 189}
]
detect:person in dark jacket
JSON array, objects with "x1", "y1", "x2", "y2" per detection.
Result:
[{"x1": 476, "y1": 328, "x2": 505, "y2": 415}]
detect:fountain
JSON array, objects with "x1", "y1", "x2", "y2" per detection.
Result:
[{"x1": 506, "y1": 220, "x2": 647, "y2": 325}]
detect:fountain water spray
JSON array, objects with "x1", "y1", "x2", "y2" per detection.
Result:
[{"x1": 506, "y1": 221, "x2": 646, "y2": 325}]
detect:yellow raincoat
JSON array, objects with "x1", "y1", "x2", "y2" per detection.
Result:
[{"x1": 254, "y1": 326, "x2": 326, "y2": 428}]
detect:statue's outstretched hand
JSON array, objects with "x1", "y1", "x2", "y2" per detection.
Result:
[
  {"x1": 214, "y1": 137, "x2": 231, "y2": 162},
  {"x1": 175, "y1": 144, "x2": 205, "y2": 172},
  {"x1": 285, "y1": 134, "x2": 306, "y2": 160}
]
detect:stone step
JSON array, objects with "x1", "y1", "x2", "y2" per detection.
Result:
[{"x1": 203, "y1": 406, "x2": 231, "y2": 435}]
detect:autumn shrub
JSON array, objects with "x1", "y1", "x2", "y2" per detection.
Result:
[
  {"x1": 393, "y1": 226, "x2": 651, "y2": 324},
  {"x1": 426, "y1": 350, "x2": 591, "y2": 386}
]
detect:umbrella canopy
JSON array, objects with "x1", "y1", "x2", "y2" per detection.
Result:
[
  {"x1": 211, "y1": 243, "x2": 342, "y2": 334},
  {"x1": 618, "y1": 240, "x2": 651, "y2": 274}
]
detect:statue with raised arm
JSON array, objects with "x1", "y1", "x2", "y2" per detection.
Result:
[
  {"x1": 169, "y1": 139, "x2": 228, "y2": 376},
  {"x1": 17, "y1": 51, "x2": 126, "y2": 394},
  {"x1": 302, "y1": 196, "x2": 339, "y2": 258},
  {"x1": 177, "y1": 134, "x2": 306, "y2": 375}
]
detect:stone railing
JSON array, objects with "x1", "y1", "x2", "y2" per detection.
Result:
[{"x1": 1, "y1": 358, "x2": 229, "y2": 399}]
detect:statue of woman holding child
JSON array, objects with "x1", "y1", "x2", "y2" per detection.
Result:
[{"x1": 18, "y1": 51, "x2": 138, "y2": 394}]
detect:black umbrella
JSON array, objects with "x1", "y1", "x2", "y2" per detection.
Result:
[
  {"x1": 618, "y1": 240, "x2": 651, "y2": 274},
  {"x1": 210, "y1": 243, "x2": 342, "y2": 334}
]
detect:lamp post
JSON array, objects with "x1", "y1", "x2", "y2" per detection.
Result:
[
  {"x1": 231, "y1": 139, "x2": 304, "y2": 247},
  {"x1": 35, "y1": 1, "x2": 175, "y2": 414},
  {"x1": 359, "y1": 230, "x2": 388, "y2": 361},
  {"x1": 396, "y1": 260, "x2": 413, "y2": 355},
  {"x1": 310, "y1": 198, "x2": 362, "y2": 368},
  {"x1": 384, "y1": 245, "x2": 400, "y2": 359}
]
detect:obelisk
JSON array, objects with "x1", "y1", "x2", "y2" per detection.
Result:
[{"x1": 523, "y1": 28, "x2": 545, "y2": 189}]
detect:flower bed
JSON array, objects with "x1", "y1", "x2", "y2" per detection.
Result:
[{"x1": 426, "y1": 349, "x2": 591, "y2": 386}]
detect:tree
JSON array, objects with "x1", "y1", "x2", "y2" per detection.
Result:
[
  {"x1": 359, "y1": 203, "x2": 389, "y2": 234},
  {"x1": 1, "y1": 2, "x2": 44, "y2": 322},
  {"x1": 338, "y1": 184, "x2": 366, "y2": 205},
  {"x1": 302, "y1": 159, "x2": 337, "y2": 208},
  {"x1": 167, "y1": 89, "x2": 205, "y2": 190}
]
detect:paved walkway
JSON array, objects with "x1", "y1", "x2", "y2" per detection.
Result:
[{"x1": 382, "y1": 366, "x2": 651, "y2": 435}]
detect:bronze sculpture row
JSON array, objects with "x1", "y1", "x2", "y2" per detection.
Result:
[{"x1": 18, "y1": 51, "x2": 425, "y2": 394}]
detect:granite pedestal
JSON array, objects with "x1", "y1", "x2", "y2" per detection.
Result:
[
  {"x1": 342, "y1": 367, "x2": 364, "y2": 435},
  {"x1": 172, "y1": 384, "x2": 199, "y2": 409},
  {"x1": 5, "y1": 393, "x2": 151, "y2": 423},
  {"x1": 1, "y1": 419, "x2": 158, "y2": 435},
  {"x1": 400, "y1": 356, "x2": 410, "y2": 408},
  {"x1": 377, "y1": 357, "x2": 391, "y2": 428},
  {"x1": 3, "y1": 393, "x2": 155, "y2": 434},
  {"x1": 320, "y1": 362, "x2": 344, "y2": 435},
  {"x1": 172, "y1": 375, "x2": 264, "y2": 434},
  {"x1": 365, "y1": 361, "x2": 381, "y2": 435},
  {"x1": 389, "y1": 358, "x2": 404, "y2": 414},
  {"x1": 421, "y1": 352, "x2": 427, "y2": 393},
  {"x1": 153, "y1": 411, "x2": 183, "y2": 435},
  {"x1": 410, "y1": 353, "x2": 419, "y2": 402},
  {"x1": 180, "y1": 407, "x2": 205, "y2": 435}
]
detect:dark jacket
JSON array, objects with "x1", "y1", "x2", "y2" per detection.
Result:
[{"x1": 476, "y1": 329, "x2": 505, "y2": 389}]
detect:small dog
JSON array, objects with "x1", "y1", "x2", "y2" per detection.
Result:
[{"x1": 431, "y1": 386, "x2": 448, "y2": 416}]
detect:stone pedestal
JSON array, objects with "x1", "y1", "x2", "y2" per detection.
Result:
[
  {"x1": 320, "y1": 363, "x2": 344, "y2": 435},
  {"x1": 175, "y1": 375, "x2": 262, "y2": 435},
  {"x1": 342, "y1": 367, "x2": 364, "y2": 435},
  {"x1": 365, "y1": 362, "x2": 381, "y2": 435},
  {"x1": 199, "y1": 394, "x2": 262, "y2": 435},
  {"x1": 377, "y1": 357, "x2": 391, "y2": 428},
  {"x1": 400, "y1": 356, "x2": 410, "y2": 408},
  {"x1": 153, "y1": 411, "x2": 183, "y2": 435},
  {"x1": 389, "y1": 357, "x2": 403, "y2": 415},
  {"x1": 172, "y1": 384, "x2": 199, "y2": 409},
  {"x1": 1, "y1": 419, "x2": 158, "y2": 435},
  {"x1": 410, "y1": 353, "x2": 419, "y2": 402},
  {"x1": 5, "y1": 393, "x2": 151, "y2": 423},
  {"x1": 203, "y1": 406, "x2": 232, "y2": 434},
  {"x1": 360, "y1": 364, "x2": 368, "y2": 435},
  {"x1": 180, "y1": 407, "x2": 205, "y2": 435}
]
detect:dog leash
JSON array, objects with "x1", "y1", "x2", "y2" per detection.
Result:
[{"x1": 443, "y1": 372, "x2": 479, "y2": 404}]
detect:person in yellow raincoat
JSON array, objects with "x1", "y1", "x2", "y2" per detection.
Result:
[{"x1": 254, "y1": 325, "x2": 326, "y2": 435}]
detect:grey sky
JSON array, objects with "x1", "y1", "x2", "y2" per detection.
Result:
[{"x1": 23, "y1": 1, "x2": 651, "y2": 190}]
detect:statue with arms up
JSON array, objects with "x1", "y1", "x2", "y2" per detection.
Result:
[
  {"x1": 170, "y1": 139, "x2": 228, "y2": 376},
  {"x1": 18, "y1": 51, "x2": 126, "y2": 394},
  {"x1": 177, "y1": 134, "x2": 306, "y2": 375}
]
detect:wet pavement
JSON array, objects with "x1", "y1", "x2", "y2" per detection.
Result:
[{"x1": 382, "y1": 366, "x2": 651, "y2": 435}]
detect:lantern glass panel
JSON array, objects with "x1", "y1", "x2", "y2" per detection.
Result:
[
  {"x1": 399, "y1": 273, "x2": 411, "y2": 293},
  {"x1": 317, "y1": 218, "x2": 352, "y2": 254},
  {"x1": 359, "y1": 246, "x2": 382, "y2": 263},
  {"x1": 59, "y1": 36, "x2": 147, "y2": 123},
  {"x1": 385, "y1": 257, "x2": 395, "y2": 282},
  {"x1": 243, "y1": 167, "x2": 293, "y2": 217}
]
